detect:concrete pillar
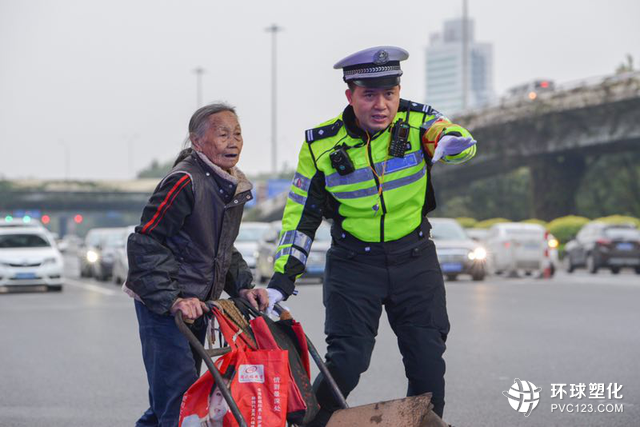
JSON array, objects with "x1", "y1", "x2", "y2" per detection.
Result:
[{"x1": 529, "y1": 154, "x2": 586, "y2": 221}]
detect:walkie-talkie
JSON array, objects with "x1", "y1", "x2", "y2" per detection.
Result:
[{"x1": 389, "y1": 119, "x2": 411, "y2": 158}]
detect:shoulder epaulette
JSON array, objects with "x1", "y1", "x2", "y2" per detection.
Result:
[
  {"x1": 399, "y1": 99, "x2": 434, "y2": 115},
  {"x1": 305, "y1": 120, "x2": 343, "y2": 144}
]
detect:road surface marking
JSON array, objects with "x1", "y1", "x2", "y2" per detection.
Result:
[{"x1": 65, "y1": 278, "x2": 120, "y2": 296}]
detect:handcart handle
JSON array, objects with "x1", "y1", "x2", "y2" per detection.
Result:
[{"x1": 175, "y1": 311, "x2": 249, "y2": 427}]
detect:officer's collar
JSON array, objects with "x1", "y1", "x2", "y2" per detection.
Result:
[{"x1": 342, "y1": 105, "x2": 390, "y2": 141}]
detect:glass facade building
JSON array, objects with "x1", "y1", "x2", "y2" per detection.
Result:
[{"x1": 425, "y1": 18, "x2": 494, "y2": 114}]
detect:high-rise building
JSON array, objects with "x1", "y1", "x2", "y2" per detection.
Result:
[{"x1": 425, "y1": 18, "x2": 494, "y2": 114}]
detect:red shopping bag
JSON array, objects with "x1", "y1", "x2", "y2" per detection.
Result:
[
  {"x1": 290, "y1": 320, "x2": 311, "y2": 378},
  {"x1": 250, "y1": 316, "x2": 319, "y2": 425},
  {"x1": 226, "y1": 348, "x2": 290, "y2": 427},
  {"x1": 179, "y1": 308, "x2": 290, "y2": 427}
]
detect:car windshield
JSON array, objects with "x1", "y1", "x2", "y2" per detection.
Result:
[
  {"x1": 102, "y1": 232, "x2": 126, "y2": 248},
  {"x1": 605, "y1": 227, "x2": 640, "y2": 240},
  {"x1": 430, "y1": 222, "x2": 467, "y2": 240},
  {"x1": 504, "y1": 227, "x2": 544, "y2": 237},
  {"x1": 237, "y1": 225, "x2": 269, "y2": 242},
  {"x1": 0, "y1": 234, "x2": 51, "y2": 248}
]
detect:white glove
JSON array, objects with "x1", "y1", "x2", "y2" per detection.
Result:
[
  {"x1": 431, "y1": 135, "x2": 477, "y2": 164},
  {"x1": 266, "y1": 288, "x2": 284, "y2": 316}
]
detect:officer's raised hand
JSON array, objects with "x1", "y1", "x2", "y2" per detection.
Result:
[{"x1": 431, "y1": 135, "x2": 477, "y2": 164}]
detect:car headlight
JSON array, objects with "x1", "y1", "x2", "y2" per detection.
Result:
[
  {"x1": 42, "y1": 257, "x2": 57, "y2": 265},
  {"x1": 468, "y1": 247, "x2": 487, "y2": 261},
  {"x1": 86, "y1": 250, "x2": 99, "y2": 263},
  {"x1": 548, "y1": 238, "x2": 559, "y2": 249}
]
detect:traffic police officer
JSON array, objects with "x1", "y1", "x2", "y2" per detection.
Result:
[{"x1": 266, "y1": 46, "x2": 477, "y2": 425}]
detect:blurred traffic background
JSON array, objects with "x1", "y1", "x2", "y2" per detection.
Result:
[{"x1": 1, "y1": 0, "x2": 639, "y2": 426}]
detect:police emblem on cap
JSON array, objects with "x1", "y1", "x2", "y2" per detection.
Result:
[
  {"x1": 333, "y1": 46, "x2": 409, "y2": 88},
  {"x1": 373, "y1": 49, "x2": 389, "y2": 65}
]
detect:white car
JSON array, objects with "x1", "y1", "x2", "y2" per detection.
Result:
[
  {"x1": 485, "y1": 223, "x2": 548, "y2": 276},
  {"x1": 0, "y1": 227, "x2": 64, "y2": 292}
]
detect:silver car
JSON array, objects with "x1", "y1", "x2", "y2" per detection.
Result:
[
  {"x1": 255, "y1": 221, "x2": 331, "y2": 283},
  {"x1": 112, "y1": 226, "x2": 136, "y2": 284},
  {"x1": 78, "y1": 227, "x2": 127, "y2": 281},
  {"x1": 430, "y1": 218, "x2": 487, "y2": 281},
  {"x1": 485, "y1": 223, "x2": 547, "y2": 276},
  {"x1": 235, "y1": 222, "x2": 271, "y2": 276}
]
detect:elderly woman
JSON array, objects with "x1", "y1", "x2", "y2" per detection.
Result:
[{"x1": 124, "y1": 103, "x2": 268, "y2": 427}]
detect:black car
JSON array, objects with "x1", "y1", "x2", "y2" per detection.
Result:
[{"x1": 565, "y1": 223, "x2": 640, "y2": 274}]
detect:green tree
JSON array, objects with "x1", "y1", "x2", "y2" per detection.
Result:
[
  {"x1": 615, "y1": 54, "x2": 635, "y2": 74},
  {"x1": 137, "y1": 159, "x2": 174, "y2": 178},
  {"x1": 575, "y1": 152, "x2": 640, "y2": 218},
  {"x1": 436, "y1": 167, "x2": 531, "y2": 220}
]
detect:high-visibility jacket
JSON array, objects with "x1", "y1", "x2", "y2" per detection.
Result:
[{"x1": 268, "y1": 99, "x2": 476, "y2": 296}]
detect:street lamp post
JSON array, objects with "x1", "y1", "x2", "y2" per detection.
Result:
[
  {"x1": 265, "y1": 23, "x2": 283, "y2": 174},
  {"x1": 193, "y1": 67, "x2": 205, "y2": 108}
]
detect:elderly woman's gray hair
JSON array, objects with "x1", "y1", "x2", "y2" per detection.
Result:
[{"x1": 173, "y1": 102, "x2": 237, "y2": 166}]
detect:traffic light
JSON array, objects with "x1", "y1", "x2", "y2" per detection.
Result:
[
  {"x1": 74, "y1": 214, "x2": 84, "y2": 224},
  {"x1": 41, "y1": 215, "x2": 51, "y2": 224}
]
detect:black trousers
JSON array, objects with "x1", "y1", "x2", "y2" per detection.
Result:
[{"x1": 311, "y1": 223, "x2": 450, "y2": 425}]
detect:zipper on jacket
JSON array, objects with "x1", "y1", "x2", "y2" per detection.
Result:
[{"x1": 366, "y1": 139, "x2": 387, "y2": 242}]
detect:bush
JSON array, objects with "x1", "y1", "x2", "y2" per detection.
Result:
[
  {"x1": 592, "y1": 215, "x2": 640, "y2": 228},
  {"x1": 521, "y1": 218, "x2": 548, "y2": 227},
  {"x1": 456, "y1": 217, "x2": 477, "y2": 228},
  {"x1": 475, "y1": 218, "x2": 511, "y2": 229},
  {"x1": 547, "y1": 215, "x2": 590, "y2": 244}
]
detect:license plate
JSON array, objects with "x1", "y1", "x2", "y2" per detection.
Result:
[
  {"x1": 617, "y1": 243, "x2": 634, "y2": 251},
  {"x1": 441, "y1": 262, "x2": 463, "y2": 273},
  {"x1": 14, "y1": 272, "x2": 37, "y2": 279}
]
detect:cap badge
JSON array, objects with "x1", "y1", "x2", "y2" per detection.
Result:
[{"x1": 373, "y1": 49, "x2": 389, "y2": 65}]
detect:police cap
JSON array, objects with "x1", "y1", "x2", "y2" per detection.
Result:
[{"x1": 333, "y1": 46, "x2": 409, "y2": 88}]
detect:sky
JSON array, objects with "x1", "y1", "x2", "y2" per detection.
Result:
[{"x1": 1, "y1": 0, "x2": 639, "y2": 181}]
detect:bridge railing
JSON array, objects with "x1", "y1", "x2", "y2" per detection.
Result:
[{"x1": 456, "y1": 70, "x2": 640, "y2": 117}]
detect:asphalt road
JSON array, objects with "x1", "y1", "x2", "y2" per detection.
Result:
[{"x1": 0, "y1": 255, "x2": 638, "y2": 427}]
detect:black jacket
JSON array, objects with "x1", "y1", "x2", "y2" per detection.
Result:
[{"x1": 126, "y1": 151, "x2": 254, "y2": 315}]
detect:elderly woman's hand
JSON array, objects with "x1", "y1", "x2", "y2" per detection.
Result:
[
  {"x1": 170, "y1": 297, "x2": 208, "y2": 321},
  {"x1": 238, "y1": 288, "x2": 269, "y2": 312}
]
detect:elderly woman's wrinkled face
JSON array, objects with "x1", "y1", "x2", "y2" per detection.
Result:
[{"x1": 193, "y1": 111, "x2": 243, "y2": 170}]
